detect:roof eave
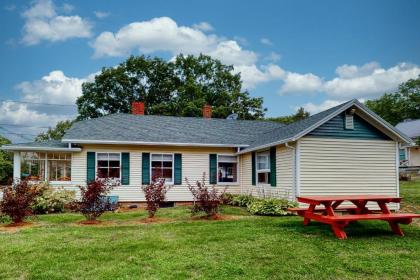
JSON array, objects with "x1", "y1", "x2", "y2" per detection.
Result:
[
  {"x1": 0, "y1": 146, "x2": 82, "y2": 152},
  {"x1": 62, "y1": 139, "x2": 248, "y2": 148}
]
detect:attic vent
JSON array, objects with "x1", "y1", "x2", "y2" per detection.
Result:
[{"x1": 345, "y1": 114, "x2": 354, "y2": 130}]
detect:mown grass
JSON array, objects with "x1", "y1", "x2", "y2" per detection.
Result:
[{"x1": 0, "y1": 182, "x2": 419, "y2": 280}]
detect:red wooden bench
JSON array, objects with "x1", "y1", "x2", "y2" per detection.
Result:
[{"x1": 289, "y1": 195, "x2": 420, "y2": 239}]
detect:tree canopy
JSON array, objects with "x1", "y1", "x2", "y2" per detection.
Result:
[
  {"x1": 76, "y1": 54, "x2": 266, "y2": 120},
  {"x1": 365, "y1": 77, "x2": 420, "y2": 126},
  {"x1": 35, "y1": 120, "x2": 74, "y2": 142},
  {"x1": 0, "y1": 135, "x2": 12, "y2": 184},
  {"x1": 266, "y1": 107, "x2": 310, "y2": 125}
]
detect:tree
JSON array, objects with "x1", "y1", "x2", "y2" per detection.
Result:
[
  {"x1": 77, "y1": 54, "x2": 266, "y2": 120},
  {"x1": 0, "y1": 135, "x2": 13, "y2": 185},
  {"x1": 35, "y1": 120, "x2": 74, "y2": 142},
  {"x1": 365, "y1": 77, "x2": 420, "y2": 125},
  {"x1": 266, "y1": 107, "x2": 310, "y2": 125}
]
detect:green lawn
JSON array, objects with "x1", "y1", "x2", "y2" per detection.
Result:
[{"x1": 0, "y1": 183, "x2": 419, "y2": 280}]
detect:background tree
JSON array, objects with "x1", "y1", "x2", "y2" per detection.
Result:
[
  {"x1": 0, "y1": 135, "x2": 13, "y2": 185},
  {"x1": 35, "y1": 120, "x2": 74, "y2": 142},
  {"x1": 77, "y1": 54, "x2": 266, "y2": 120},
  {"x1": 266, "y1": 107, "x2": 310, "y2": 125},
  {"x1": 365, "y1": 77, "x2": 420, "y2": 125}
]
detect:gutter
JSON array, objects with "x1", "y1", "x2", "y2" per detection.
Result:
[
  {"x1": 62, "y1": 139, "x2": 249, "y2": 148},
  {"x1": 0, "y1": 146, "x2": 82, "y2": 152}
]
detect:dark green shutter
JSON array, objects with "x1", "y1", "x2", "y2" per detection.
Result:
[
  {"x1": 251, "y1": 152, "x2": 256, "y2": 186},
  {"x1": 121, "y1": 153, "x2": 130, "y2": 185},
  {"x1": 87, "y1": 152, "x2": 96, "y2": 183},
  {"x1": 270, "y1": 147, "x2": 276, "y2": 187},
  {"x1": 174, "y1": 153, "x2": 182, "y2": 185},
  {"x1": 209, "y1": 154, "x2": 217, "y2": 184},
  {"x1": 142, "y1": 153, "x2": 150, "y2": 185}
]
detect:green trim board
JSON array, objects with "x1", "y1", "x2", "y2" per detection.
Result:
[
  {"x1": 209, "y1": 154, "x2": 217, "y2": 184},
  {"x1": 251, "y1": 152, "x2": 256, "y2": 186},
  {"x1": 174, "y1": 153, "x2": 182, "y2": 185},
  {"x1": 307, "y1": 112, "x2": 390, "y2": 140},
  {"x1": 270, "y1": 147, "x2": 276, "y2": 187},
  {"x1": 142, "y1": 153, "x2": 150, "y2": 185},
  {"x1": 86, "y1": 152, "x2": 96, "y2": 183}
]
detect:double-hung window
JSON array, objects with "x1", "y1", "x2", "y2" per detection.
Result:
[
  {"x1": 217, "y1": 155, "x2": 238, "y2": 183},
  {"x1": 151, "y1": 154, "x2": 173, "y2": 183},
  {"x1": 256, "y1": 151, "x2": 270, "y2": 184},
  {"x1": 97, "y1": 153, "x2": 121, "y2": 179}
]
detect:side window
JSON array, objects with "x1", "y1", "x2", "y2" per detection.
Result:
[
  {"x1": 256, "y1": 151, "x2": 270, "y2": 184},
  {"x1": 97, "y1": 153, "x2": 121, "y2": 179},
  {"x1": 151, "y1": 154, "x2": 173, "y2": 183},
  {"x1": 217, "y1": 155, "x2": 238, "y2": 183}
]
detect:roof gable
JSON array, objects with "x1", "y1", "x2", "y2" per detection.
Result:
[{"x1": 307, "y1": 112, "x2": 390, "y2": 140}]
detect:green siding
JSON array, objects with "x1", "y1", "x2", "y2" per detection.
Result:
[
  {"x1": 174, "y1": 153, "x2": 182, "y2": 185},
  {"x1": 251, "y1": 152, "x2": 256, "y2": 186},
  {"x1": 209, "y1": 154, "x2": 217, "y2": 184},
  {"x1": 308, "y1": 112, "x2": 390, "y2": 140},
  {"x1": 86, "y1": 152, "x2": 96, "y2": 183},
  {"x1": 270, "y1": 147, "x2": 276, "y2": 187},
  {"x1": 121, "y1": 153, "x2": 130, "y2": 185},
  {"x1": 142, "y1": 153, "x2": 150, "y2": 185}
]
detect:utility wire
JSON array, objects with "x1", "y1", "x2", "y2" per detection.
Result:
[
  {"x1": 0, "y1": 123, "x2": 50, "y2": 128},
  {"x1": 0, "y1": 99, "x2": 77, "y2": 107}
]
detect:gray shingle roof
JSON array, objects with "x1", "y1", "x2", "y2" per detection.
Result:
[
  {"x1": 63, "y1": 114, "x2": 285, "y2": 146},
  {"x1": 396, "y1": 119, "x2": 420, "y2": 138}
]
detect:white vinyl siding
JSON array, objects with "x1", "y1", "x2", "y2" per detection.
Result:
[
  {"x1": 240, "y1": 144, "x2": 295, "y2": 199},
  {"x1": 63, "y1": 145, "x2": 239, "y2": 202},
  {"x1": 299, "y1": 137, "x2": 399, "y2": 209}
]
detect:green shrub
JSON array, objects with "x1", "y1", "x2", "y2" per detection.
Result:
[
  {"x1": 231, "y1": 194, "x2": 256, "y2": 207},
  {"x1": 221, "y1": 193, "x2": 235, "y2": 205},
  {"x1": 32, "y1": 186, "x2": 75, "y2": 214},
  {"x1": 247, "y1": 198, "x2": 298, "y2": 216}
]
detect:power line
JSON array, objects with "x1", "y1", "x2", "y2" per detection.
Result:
[
  {"x1": 0, "y1": 123, "x2": 50, "y2": 128},
  {"x1": 0, "y1": 127, "x2": 37, "y2": 141},
  {"x1": 0, "y1": 99, "x2": 77, "y2": 107}
]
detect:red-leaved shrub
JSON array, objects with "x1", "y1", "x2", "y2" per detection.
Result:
[
  {"x1": 0, "y1": 180, "x2": 43, "y2": 224},
  {"x1": 141, "y1": 178, "x2": 172, "y2": 218},
  {"x1": 70, "y1": 179, "x2": 118, "y2": 221},
  {"x1": 186, "y1": 173, "x2": 226, "y2": 217}
]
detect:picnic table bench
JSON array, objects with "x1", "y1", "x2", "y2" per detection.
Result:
[{"x1": 289, "y1": 195, "x2": 420, "y2": 239}]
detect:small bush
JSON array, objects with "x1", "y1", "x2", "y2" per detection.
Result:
[
  {"x1": 247, "y1": 198, "x2": 298, "y2": 216},
  {"x1": 221, "y1": 192, "x2": 235, "y2": 205},
  {"x1": 186, "y1": 173, "x2": 225, "y2": 217},
  {"x1": 70, "y1": 179, "x2": 118, "y2": 221},
  {"x1": 141, "y1": 178, "x2": 172, "y2": 218},
  {"x1": 32, "y1": 185, "x2": 75, "y2": 214},
  {"x1": 0, "y1": 180, "x2": 43, "y2": 223},
  {"x1": 232, "y1": 194, "x2": 256, "y2": 207}
]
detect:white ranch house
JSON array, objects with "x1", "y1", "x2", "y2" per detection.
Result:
[{"x1": 1, "y1": 100, "x2": 413, "y2": 208}]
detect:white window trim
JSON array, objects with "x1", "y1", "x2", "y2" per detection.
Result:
[
  {"x1": 150, "y1": 153, "x2": 174, "y2": 185},
  {"x1": 95, "y1": 152, "x2": 122, "y2": 181},
  {"x1": 21, "y1": 152, "x2": 73, "y2": 184},
  {"x1": 217, "y1": 154, "x2": 239, "y2": 185},
  {"x1": 256, "y1": 151, "x2": 271, "y2": 186}
]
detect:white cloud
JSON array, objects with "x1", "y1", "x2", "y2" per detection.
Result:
[
  {"x1": 192, "y1": 22, "x2": 214, "y2": 32},
  {"x1": 298, "y1": 100, "x2": 342, "y2": 114},
  {"x1": 22, "y1": 0, "x2": 92, "y2": 45},
  {"x1": 16, "y1": 70, "x2": 87, "y2": 105},
  {"x1": 280, "y1": 72, "x2": 323, "y2": 94},
  {"x1": 91, "y1": 17, "x2": 256, "y2": 67},
  {"x1": 324, "y1": 62, "x2": 420, "y2": 99},
  {"x1": 234, "y1": 64, "x2": 285, "y2": 89},
  {"x1": 94, "y1": 11, "x2": 110, "y2": 19},
  {"x1": 260, "y1": 38, "x2": 273, "y2": 46},
  {"x1": 61, "y1": 3, "x2": 74, "y2": 13},
  {"x1": 4, "y1": 4, "x2": 16, "y2": 11},
  {"x1": 264, "y1": 51, "x2": 281, "y2": 62}
]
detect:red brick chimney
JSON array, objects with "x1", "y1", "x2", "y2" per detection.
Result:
[
  {"x1": 132, "y1": 102, "x2": 145, "y2": 115},
  {"x1": 203, "y1": 104, "x2": 212, "y2": 118}
]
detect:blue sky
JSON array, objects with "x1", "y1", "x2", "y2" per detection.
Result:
[{"x1": 0, "y1": 0, "x2": 419, "y2": 142}]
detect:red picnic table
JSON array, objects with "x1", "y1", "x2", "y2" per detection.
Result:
[{"x1": 289, "y1": 195, "x2": 420, "y2": 239}]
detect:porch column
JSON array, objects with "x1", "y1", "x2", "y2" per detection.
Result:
[{"x1": 13, "y1": 151, "x2": 21, "y2": 182}]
